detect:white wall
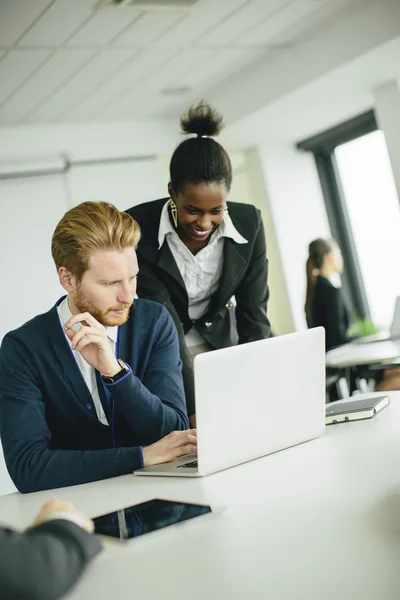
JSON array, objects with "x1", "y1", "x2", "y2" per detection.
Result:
[
  {"x1": 68, "y1": 159, "x2": 166, "y2": 210},
  {"x1": 259, "y1": 143, "x2": 330, "y2": 331},
  {"x1": 374, "y1": 80, "x2": 400, "y2": 200},
  {"x1": 0, "y1": 120, "x2": 177, "y2": 162},
  {"x1": 228, "y1": 149, "x2": 294, "y2": 335}
]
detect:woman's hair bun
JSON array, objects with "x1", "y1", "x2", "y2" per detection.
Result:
[{"x1": 180, "y1": 100, "x2": 224, "y2": 137}]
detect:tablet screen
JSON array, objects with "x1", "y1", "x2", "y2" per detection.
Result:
[{"x1": 93, "y1": 498, "x2": 212, "y2": 540}]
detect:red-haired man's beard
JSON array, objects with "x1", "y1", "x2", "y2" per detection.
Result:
[{"x1": 75, "y1": 286, "x2": 131, "y2": 327}]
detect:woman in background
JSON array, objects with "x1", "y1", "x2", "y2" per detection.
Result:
[
  {"x1": 305, "y1": 238, "x2": 400, "y2": 394},
  {"x1": 305, "y1": 238, "x2": 353, "y2": 351},
  {"x1": 127, "y1": 101, "x2": 270, "y2": 424}
]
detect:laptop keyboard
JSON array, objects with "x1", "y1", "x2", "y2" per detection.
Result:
[{"x1": 177, "y1": 460, "x2": 198, "y2": 469}]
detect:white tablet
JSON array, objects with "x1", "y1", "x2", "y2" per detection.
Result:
[{"x1": 325, "y1": 395, "x2": 390, "y2": 425}]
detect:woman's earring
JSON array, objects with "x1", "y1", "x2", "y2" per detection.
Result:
[
  {"x1": 223, "y1": 206, "x2": 229, "y2": 221},
  {"x1": 169, "y1": 199, "x2": 178, "y2": 228}
]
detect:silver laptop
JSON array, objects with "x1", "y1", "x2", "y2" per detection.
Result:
[
  {"x1": 353, "y1": 296, "x2": 400, "y2": 344},
  {"x1": 134, "y1": 327, "x2": 326, "y2": 478}
]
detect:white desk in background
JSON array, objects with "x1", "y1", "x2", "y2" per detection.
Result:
[
  {"x1": 326, "y1": 339, "x2": 400, "y2": 369},
  {"x1": 1, "y1": 393, "x2": 400, "y2": 600}
]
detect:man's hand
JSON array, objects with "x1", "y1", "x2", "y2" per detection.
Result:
[
  {"x1": 29, "y1": 499, "x2": 94, "y2": 534},
  {"x1": 142, "y1": 429, "x2": 197, "y2": 467},
  {"x1": 64, "y1": 312, "x2": 120, "y2": 376}
]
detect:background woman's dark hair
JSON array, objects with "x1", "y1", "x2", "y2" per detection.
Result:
[
  {"x1": 305, "y1": 238, "x2": 337, "y2": 328},
  {"x1": 169, "y1": 101, "x2": 232, "y2": 194}
]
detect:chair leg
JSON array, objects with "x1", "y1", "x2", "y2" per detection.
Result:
[
  {"x1": 355, "y1": 378, "x2": 370, "y2": 393},
  {"x1": 336, "y1": 377, "x2": 350, "y2": 399}
]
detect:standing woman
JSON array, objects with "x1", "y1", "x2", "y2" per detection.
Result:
[{"x1": 126, "y1": 102, "x2": 270, "y2": 423}]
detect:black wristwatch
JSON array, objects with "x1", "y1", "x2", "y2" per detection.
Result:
[{"x1": 101, "y1": 360, "x2": 129, "y2": 384}]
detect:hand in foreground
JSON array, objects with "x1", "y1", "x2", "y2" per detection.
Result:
[
  {"x1": 64, "y1": 312, "x2": 120, "y2": 377},
  {"x1": 142, "y1": 429, "x2": 197, "y2": 467},
  {"x1": 29, "y1": 499, "x2": 94, "y2": 534}
]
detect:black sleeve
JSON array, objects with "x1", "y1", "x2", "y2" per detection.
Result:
[
  {"x1": 324, "y1": 287, "x2": 350, "y2": 350},
  {"x1": 105, "y1": 306, "x2": 189, "y2": 433},
  {"x1": 135, "y1": 251, "x2": 195, "y2": 417},
  {"x1": 0, "y1": 520, "x2": 102, "y2": 600},
  {"x1": 234, "y1": 209, "x2": 271, "y2": 343}
]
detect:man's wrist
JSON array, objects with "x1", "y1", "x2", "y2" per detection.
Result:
[
  {"x1": 40, "y1": 512, "x2": 89, "y2": 532},
  {"x1": 101, "y1": 360, "x2": 130, "y2": 384},
  {"x1": 142, "y1": 446, "x2": 151, "y2": 467},
  {"x1": 100, "y1": 360, "x2": 121, "y2": 378}
]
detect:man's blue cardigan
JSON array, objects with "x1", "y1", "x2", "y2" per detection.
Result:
[{"x1": 0, "y1": 298, "x2": 189, "y2": 493}]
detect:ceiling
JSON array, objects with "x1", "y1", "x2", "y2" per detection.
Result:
[
  {"x1": 223, "y1": 37, "x2": 400, "y2": 147},
  {"x1": 0, "y1": 0, "x2": 360, "y2": 126}
]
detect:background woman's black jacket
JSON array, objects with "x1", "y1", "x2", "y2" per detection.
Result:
[
  {"x1": 312, "y1": 275, "x2": 351, "y2": 351},
  {"x1": 126, "y1": 198, "x2": 271, "y2": 415}
]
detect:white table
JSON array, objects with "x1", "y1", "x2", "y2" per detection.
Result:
[
  {"x1": 326, "y1": 340, "x2": 400, "y2": 369},
  {"x1": 2, "y1": 393, "x2": 400, "y2": 600}
]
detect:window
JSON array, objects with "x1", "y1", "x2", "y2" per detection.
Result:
[
  {"x1": 335, "y1": 131, "x2": 400, "y2": 327},
  {"x1": 297, "y1": 111, "x2": 400, "y2": 329}
]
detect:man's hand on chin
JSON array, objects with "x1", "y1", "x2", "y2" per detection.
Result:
[{"x1": 64, "y1": 312, "x2": 120, "y2": 376}]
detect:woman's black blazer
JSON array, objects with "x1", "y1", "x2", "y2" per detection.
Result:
[{"x1": 126, "y1": 198, "x2": 271, "y2": 415}]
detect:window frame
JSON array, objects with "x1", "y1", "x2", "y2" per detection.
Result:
[{"x1": 296, "y1": 110, "x2": 378, "y2": 320}]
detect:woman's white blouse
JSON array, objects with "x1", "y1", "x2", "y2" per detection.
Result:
[{"x1": 157, "y1": 200, "x2": 247, "y2": 347}]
